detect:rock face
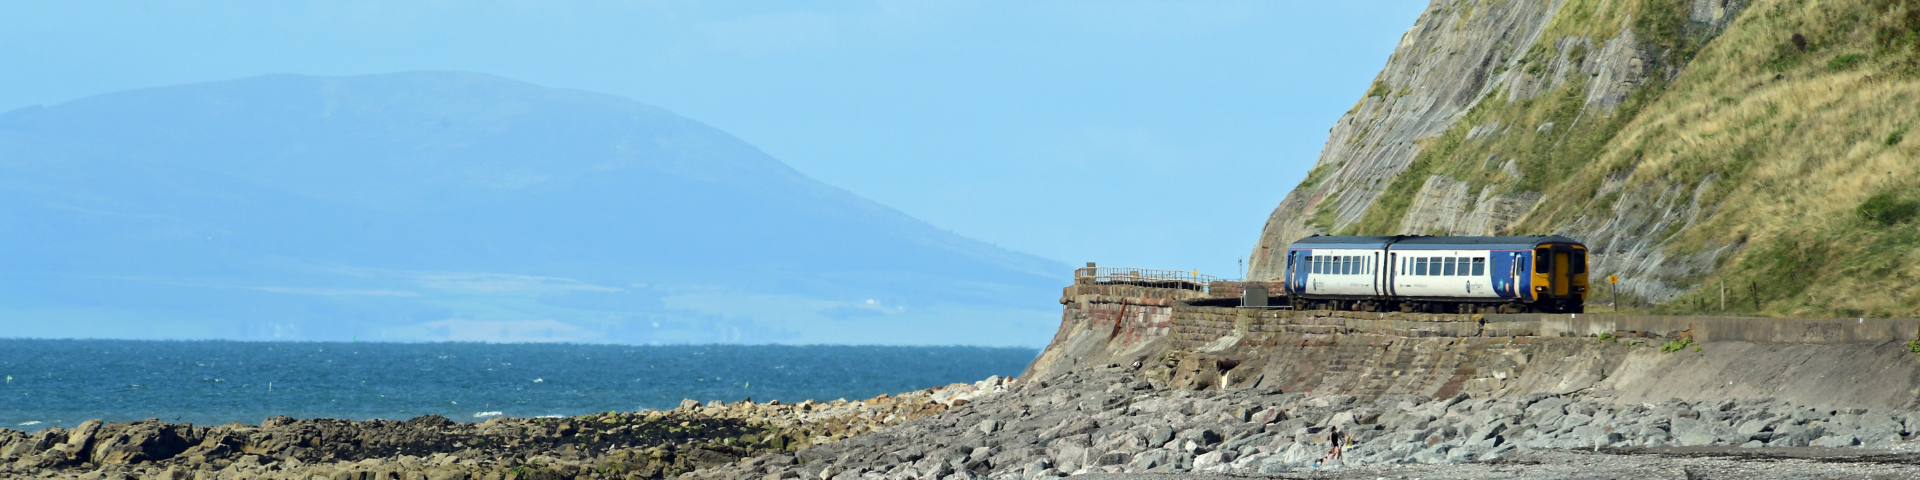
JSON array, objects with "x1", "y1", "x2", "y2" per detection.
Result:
[
  {"x1": 1249, "y1": 0, "x2": 1569, "y2": 256},
  {"x1": 1245, "y1": 0, "x2": 1768, "y2": 307}
]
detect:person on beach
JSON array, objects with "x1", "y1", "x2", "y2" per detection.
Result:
[{"x1": 1312, "y1": 426, "x2": 1343, "y2": 467}]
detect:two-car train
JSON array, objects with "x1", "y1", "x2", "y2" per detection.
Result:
[{"x1": 1282, "y1": 235, "x2": 1589, "y2": 314}]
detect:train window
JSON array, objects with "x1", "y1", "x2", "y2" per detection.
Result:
[
  {"x1": 1414, "y1": 257, "x2": 1427, "y2": 276},
  {"x1": 1310, "y1": 255, "x2": 1320, "y2": 274},
  {"x1": 1343, "y1": 256, "x2": 1353, "y2": 275},
  {"x1": 1472, "y1": 257, "x2": 1485, "y2": 276},
  {"x1": 1535, "y1": 248, "x2": 1552, "y2": 273},
  {"x1": 1571, "y1": 250, "x2": 1588, "y2": 274},
  {"x1": 1442, "y1": 257, "x2": 1455, "y2": 276}
]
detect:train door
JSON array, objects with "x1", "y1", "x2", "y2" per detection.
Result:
[
  {"x1": 1516, "y1": 253, "x2": 1532, "y2": 299},
  {"x1": 1372, "y1": 253, "x2": 1382, "y2": 297},
  {"x1": 1489, "y1": 252, "x2": 1508, "y2": 297},
  {"x1": 1284, "y1": 251, "x2": 1298, "y2": 294},
  {"x1": 1552, "y1": 249, "x2": 1572, "y2": 297},
  {"x1": 1533, "y1": 247, "x2": 1552, "y2": 300},
  {"x1": 1290, "y1": 251, "x2": 1309, "y2": 295},
  {"x1": 1386, "y1": 252, "x2": 1397, "y2": 297}
]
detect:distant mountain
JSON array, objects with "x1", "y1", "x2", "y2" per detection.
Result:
[{"x1": 0, "y1": 72, "x2": 1066, "y2": 345}]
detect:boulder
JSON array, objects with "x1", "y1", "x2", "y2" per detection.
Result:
[
  {"x1": 1192, "y1": 450, "x2": 1235, "y2": 469},
  {"x1": 1092, "y1": 452, "x2": 1129, "y2": 467},
  {"x1": 1770, "y1": 425, "x2": 1826, "y2": 447},
  {"x1": 90, "y1": 421, "x2": 196, "y2": 465},
  {"x1": 1176, "y1": 428, "x2": 1222, "y2": 446},
  {"x1": 1811, "y1": 434, "x2": 1858, "y2": 448},
  {"x1": 978, "y1": 420, "x2": 1001, "y2": 435},
  {"x1": 1146, "y1": 426, "x2": 1174, "y2": 448}
]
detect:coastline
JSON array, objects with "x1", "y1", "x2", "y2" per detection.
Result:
[
  {"x1": 10, "y1": 355, "x2": 1920, "y2": 479},
  {"x1": 0, "y1": 377, "x2": 1010, "y2": 479}
]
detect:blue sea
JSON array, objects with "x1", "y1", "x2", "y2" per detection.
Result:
[{"x1": 0, "y1": 340, "x2": 1037, "y2": 430}]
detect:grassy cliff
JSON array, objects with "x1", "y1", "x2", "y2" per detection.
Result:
[{"x1": 1252, "y1": 0, "x2": 1920, "y2": 318}]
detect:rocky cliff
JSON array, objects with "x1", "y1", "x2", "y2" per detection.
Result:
[{"x1": 1250, "y1": 0, "x2": 1920, "y2": 317}]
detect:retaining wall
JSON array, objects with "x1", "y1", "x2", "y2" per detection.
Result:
[{"x1": 1025, "y1": 286, "x2": 1920, "y2": 411}]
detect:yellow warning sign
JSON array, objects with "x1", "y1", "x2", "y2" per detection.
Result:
[{"x1": 1607, "y1": 275, "x2": 1619, "y2": 284}]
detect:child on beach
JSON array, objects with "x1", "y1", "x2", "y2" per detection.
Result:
[{"x1": 1312, "y1": 426, "x2": 1344, "y2": 467}]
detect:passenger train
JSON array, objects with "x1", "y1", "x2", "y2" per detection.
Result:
[{"x1": 1282, "y1": 235, "x2": 1589, "y2": 313}]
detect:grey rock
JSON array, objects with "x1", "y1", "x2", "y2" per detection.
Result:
[
  {"x1": 1176, "y1": 428, "x2": 1222, "y2": 446},
  {"x1": 1811, "y1": 434, "x2": 1858, "y2": 448},
  {"x1": 1735, "y1": 417, "x2": 1777, "y2": 436},
  {"x1": 1771, "y1": 425, "x2": 1826, "y2": 447},
  {"x1": 1146, "y1": 426, "x2": 1174, "y2": 449},
  {"x1": 1192, "y1": 450, "x2": 1235, "y2": 469},
  {"x1": 979, "y1": 420, "x2": 1002, "y2": 435}
]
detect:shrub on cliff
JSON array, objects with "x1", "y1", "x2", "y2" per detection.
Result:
[{"x1": 1858, "y1": 190, "x2": 1920, "y2": 226}]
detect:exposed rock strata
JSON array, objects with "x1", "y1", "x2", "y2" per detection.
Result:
[
  {"x1": 1247, "y1": 0, "x2": 1750, "y2": 305},
  {"x1": 1248, "y1": 0, "x2": 1572, "y2": 272}
]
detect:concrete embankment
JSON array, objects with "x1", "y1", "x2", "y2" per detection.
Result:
[{"x1": 1029, "y1": 283, "x2": 1920, "y2": 412}]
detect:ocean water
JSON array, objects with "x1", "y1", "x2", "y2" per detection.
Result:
[{"x1": 0, "y1": 340, "x2": 1037, "y2": 430}]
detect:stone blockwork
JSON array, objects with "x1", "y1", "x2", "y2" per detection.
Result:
[{"x1": 1031, "y1": 285, "x2": 1920, "y2": 414}]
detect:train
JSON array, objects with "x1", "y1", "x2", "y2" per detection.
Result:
[{"x1": 1281, "y1": 235, "x2": 1589, "y2": 314}]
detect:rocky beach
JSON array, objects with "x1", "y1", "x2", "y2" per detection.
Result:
[
  {"x1": 0, "y1": 379, "x2": 1007, "y2": 479},
  {"x1": 18, "y1": 359, "x2": 1920, "y2": 479},
  {"x1": 687, "y1": 363, "x2": 1920, "y2": 480}
]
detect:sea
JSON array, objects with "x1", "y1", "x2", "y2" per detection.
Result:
[{"x1": 0, "y1": 340, "x2": 1038, "y2": 431}]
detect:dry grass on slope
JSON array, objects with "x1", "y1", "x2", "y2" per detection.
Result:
[
  {"x1": 1351, "y1": 0, "x2": 1920, "y2": 317},
  {"x1": 1577, "y1": 0, "x2": 1920, "y2": 318}
]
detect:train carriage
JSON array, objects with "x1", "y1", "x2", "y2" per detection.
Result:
[{"x1": 1282, "y1": 235, "x2": 1588, "y2": 314}]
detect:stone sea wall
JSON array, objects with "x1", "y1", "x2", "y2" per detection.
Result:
[{"x1": 1030, "y1": 284, "x2": 1920, "y2": 412}]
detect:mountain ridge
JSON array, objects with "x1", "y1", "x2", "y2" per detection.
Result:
[{"x1": 0, "y1": 71, "x2": 1066, "y2": 345}]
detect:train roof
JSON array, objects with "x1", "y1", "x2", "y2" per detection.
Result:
[{"x1": 1288, "y1": 235, "x2": 1583, "y2": 250}]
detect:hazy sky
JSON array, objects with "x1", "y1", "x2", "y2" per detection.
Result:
[{"x1": 1, "y1": 0, "x2": 1425, "y2": 279}]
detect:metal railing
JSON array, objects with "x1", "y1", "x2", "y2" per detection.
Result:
[{"x1": 1074, "y1": 267, "x2": 1222, "y2": 293}]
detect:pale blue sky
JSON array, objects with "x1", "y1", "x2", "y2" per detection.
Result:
[{"x1": 0, "y1": 0, "x2": 1426, "y2": 279}]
